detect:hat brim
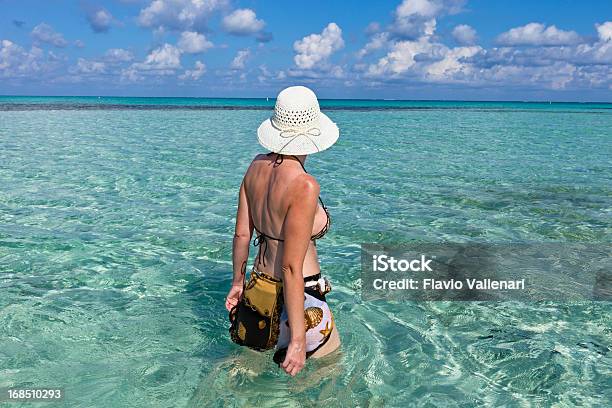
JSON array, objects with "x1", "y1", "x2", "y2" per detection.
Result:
[{"x1": 257, "y1": 112, "x2": 339, "y2": 155}]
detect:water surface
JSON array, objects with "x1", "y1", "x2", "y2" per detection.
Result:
[{"x1": 0, "y1": 99, "x2": 610, "y2": 407}]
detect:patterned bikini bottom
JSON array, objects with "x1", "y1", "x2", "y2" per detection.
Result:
[{"x1": 272, "y1": 272, "x2": 335, "y2": 364}]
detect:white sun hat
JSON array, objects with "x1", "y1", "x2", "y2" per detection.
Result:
[{"x1": 257, "y1": 86, "x2": 339, "y2": 155}]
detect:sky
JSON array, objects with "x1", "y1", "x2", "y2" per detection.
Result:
[{"x1": 1, "y1": 0, "x2": 611, "y2": 101}]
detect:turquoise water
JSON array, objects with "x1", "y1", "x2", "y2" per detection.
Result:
[
  {"x1": 2, "y1": 95, "x2": 612, "y2": 111},
  {"x1": 0, "y1": 98, "x2": 610, "y2": 407}
]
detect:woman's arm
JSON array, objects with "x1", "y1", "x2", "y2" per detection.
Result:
[
  {"x1": 280, "y1": 174, "x2": 319, "y2": 376},
  {"x1": 226, "y1": 180, "x2": 253, "y2": 312}
]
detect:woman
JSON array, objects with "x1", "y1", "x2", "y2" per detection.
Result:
[{"x1": 225, "y1": 86, "x2": 341, "y2": 376}]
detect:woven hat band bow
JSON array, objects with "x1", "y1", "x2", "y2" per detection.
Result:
[{"x1": 275, "y1": 125, "x2": 322, "y2": 153}]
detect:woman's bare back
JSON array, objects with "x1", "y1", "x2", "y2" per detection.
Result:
[{"x1": 243, "y1": 154, "x2": 327, "y2": 279}]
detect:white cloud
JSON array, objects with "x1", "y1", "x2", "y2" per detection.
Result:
[
  {"x1": 221, "y1": 9, "x2": 265, "y2": 35},
  {"x1": 426, "y1": 45, "x2": 481, "y2": 80},
  {"x1": 0, "y1": 40, "x2": 45, "y2": 77},
  {"x1": 179, "y1": 60, "x2": 206, "y2": 80},
  {"x1": 87, "y1": 8, "x2": 114, "y2": 33},
  {"x1": 362, "y1": 0, "x2": 473, "y2": 79},
  {"x1": 548, "y1": 63, "x2": 577, "y2": 89},
  {"x1": 120, "y1": 67, "x2": 143, "y2": 82},
  {"x1": 596, "y1": 21, "x2": 612, "y2": 42},
  {"x1": 474, "y1": 61, "x2": 590, "y2": 90},
  {"x1": 484, "y1": 39, "x2": 611, "y2": 67},
  {"x1": 366, "y1": 37, "x2": 437, "y2": 76},
  {"x1": 31, "y1": 23, "x2": 68, "y2": 48},
  {"x1": 367, "y1": 37, "x2": 590, "y2": 89},
  {"x1": 256, "y1": 64, "x2": 278, "y2": 83},
  {"x1": 74, "y1": 39, "x2": 86, "y2": 48},
  {"x1": 583, "y1": 41, "x2": 612, "y2": 65},
  {"x1": 104, "y1": 48, "x2": 134, "y2": 62},
  {"x1": 138, "y1": 0, "x2": 228, "y2": 32},
  {"x1": 230, "y1": 49, "x2": 250, "y2": 69},
  {"x1": 396, "y1": 0, "x2": 441, "y2": 18},
  {"x1": 390, "y1": 0, "x2": 463, "y2": 39},
  {"x1": 71, "y1": 58, "x2": 106, "y2": 74},
  {"x1": 140, "y1": 44, "x2": 182, "y2": 69},
  {"x1": 338, "y1": 13, "x2": 609, "y2": 95},
  {"x1": 178, "y1": 31, "x2": 213, "y2": 53},
  {"x1": 357, "y1": 32, "x2": 389, "y2": 59},
  {"x1": 452, "y1": 24, "x2": 477, "y2": 45},
  {"x1": 364, "y1": 18, "x2": 481, "y2": 83},
  {"x1": 125, "y1": 44, "x2": 182, "y2": 80},
  {"x1": 293, "y1": 22, "x2": 344, "y2": 69},
  {"x1": 497, "y1": 23, "x2": 581, "y2": 46},
  {"x1": 362, "y1": 15, "x2": 610, "y2": 90}
]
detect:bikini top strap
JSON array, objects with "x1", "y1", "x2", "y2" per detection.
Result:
[
  {"x1": 266, "y1": 151, "x2": 284, "y2": 167},
  {"x1": 290, "y1": 154, "x2": 306, "y2": 172},
  {"x1": 253, "y1": 225, "x2": 285, "y2": 268}
]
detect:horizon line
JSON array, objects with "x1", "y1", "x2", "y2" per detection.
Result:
[{"x1": 1, "y1": 94, "x2": 611, "y2": 104}]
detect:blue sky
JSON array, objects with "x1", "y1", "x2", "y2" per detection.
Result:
[{"x1": 1, "y1": 0, "x2": 611, "y2": 100}]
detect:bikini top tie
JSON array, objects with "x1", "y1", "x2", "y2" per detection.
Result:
[{"x1": 253, "y1": 153, "x2": 331, "y2": 267}]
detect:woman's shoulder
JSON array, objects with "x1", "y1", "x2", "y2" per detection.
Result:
[
  {"x1": 245, "y1": 153, "x2": 267, "y2": 171},
  {"x1": 288, "y1": 173, "x2": 320, "y2": 199}
]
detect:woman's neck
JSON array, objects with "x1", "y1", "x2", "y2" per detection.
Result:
[
  {"x1": 268, "y1": 152, "x2": 307, "y2": 168},
  {"x1": 279, "y1": 153, "x2": 306, "y2": 165}
]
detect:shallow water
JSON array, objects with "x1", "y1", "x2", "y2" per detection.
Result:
[{"x1": 0, "y1": 103, "x2": 610, "y2": 407}]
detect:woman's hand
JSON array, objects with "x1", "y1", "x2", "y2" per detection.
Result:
[
  {"x1": 281, "y1": 338, "x2": 306, "y2": 376},
  {"x1": 225, "y1": 284, "x2": 243, "y2": 312}
]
